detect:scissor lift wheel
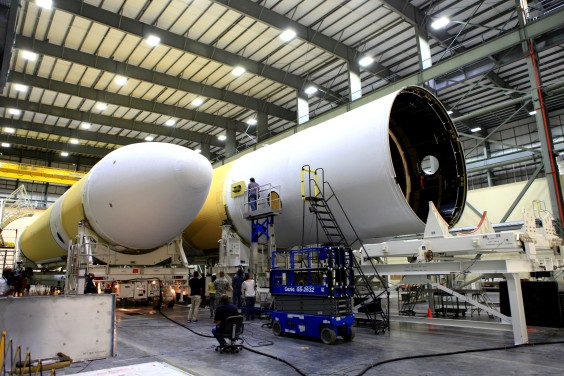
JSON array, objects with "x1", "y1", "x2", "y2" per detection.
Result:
[{"x1": 320, "y1": 327, "x2": 337, "y2": 345}]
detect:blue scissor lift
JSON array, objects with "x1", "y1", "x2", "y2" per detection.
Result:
[{"x1": 269, "y1": 246, "x2": 356, "y2": 345}]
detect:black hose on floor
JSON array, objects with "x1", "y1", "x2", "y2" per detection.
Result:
[{"x1": 355, "y1": 340, "x2": 564, "y2": 376}]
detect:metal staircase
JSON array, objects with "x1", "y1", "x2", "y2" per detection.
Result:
[{"x1": 301, "y1": 166, "x2": 390, "y2": 333}]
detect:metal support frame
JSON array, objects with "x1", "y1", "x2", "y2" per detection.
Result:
[
  {"x1": 500, "y1": 162, "x2": 544, "y2": 222},
  {"x1": 250, "y1": 215, "x2": 276, "y2": 274},
  {"x1": 516, "y1": 0, "x2": 564, "y2": 225}
]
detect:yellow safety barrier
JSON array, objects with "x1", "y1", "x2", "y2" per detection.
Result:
[
  {"x1": 1, "y1": 331, "x2": 5, "y2": 371},
  {"x1": 0, "y1": 162, "x2": 86, "y2": 185}
]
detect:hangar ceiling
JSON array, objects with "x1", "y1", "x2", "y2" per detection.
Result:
[{"x1": 0, "y1": 0, "x2": 563, "y2": 171}]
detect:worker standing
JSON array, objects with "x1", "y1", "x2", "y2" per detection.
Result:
[
  {"x1": 242, "y1": 273, "x2": 257, "y2": 321},
  {"x1": 187, "y1": 271, "x2": 204, "y2": 323},
  {"x1": 232, "y1": 269, "x2": 244, "y2": 309},
  {"x1": 248, "y1": 177, "x2": 259, "y2": 211},
  {"x1": 207, "y1": 274, "x2": 217, "y2": 319}
]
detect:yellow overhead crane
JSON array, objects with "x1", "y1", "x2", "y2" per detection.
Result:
[{"x1": 0, "y1": 161, "x2": 86, "y2": 185}]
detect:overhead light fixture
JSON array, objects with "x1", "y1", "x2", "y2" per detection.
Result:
[
  {"x1": 8, "y1": 108, "x2": 21, "y2": 116},
  {"x1": 232, "y1": 66, "x2": 245, "y2": 77},
  {"x1": 95, "y1": 102, "x2": 108, "y2": 111},
  {"x1": 21, "y1": 50, "x2": 38, "y2": 61},
  {"x1": 195, "y1": 148, "x2": 201, "y2": 154},
  {"x1": 528, "y1": 110, "x2": 537, "y2": 115},
  {"x1": 4, "y1": 127, "x2": 15, "y2": 134},
  {"x1": 165, "y1": 119, "x2": 176, "y2": 126},
  {"x1": 280, "y1": 29, "x2": 296, "y2": 42},
  {"x1": 14, "y1": 84, "x2": 28, "y2": 92},
  {"x1": 431, "y1": 17, "x2": 450, "y2": 30},
  {"x1": 305, "y1": 86, "x2": 318, "y2": 95},
  {"x1": 36, "y1": 0, "x2": 52, "y2": 9},
  {"x1": 470, "y1": 127, "x2": 482, "y2": 133},
  {"x1": 447, "y1": 110, "x2": 453, "y2": 115},
  {"x1": 81, "y1": 122, "x2": 91, "y2": 129},
  {"x1": 218, "y1": 134, "x2": 227, "y2": 141},
  {"x1": 69, "y1": 138, "x2": 79, "y2": 145},
  {"x1": 192, "y1": 98, "x2": 204, "y2": 106},
  {"x1": 114, "y1": 76, "x2": 128, "y2": 86},
  {"x1": 145, "y1": 136, "x2": 154, "y2": 141},
  {"x1": 145, "y1": 35, "x2": 161, "y2": 46},
  {"x1": 246, "y1": 118, "x2": 257, "y2": 126},
  {"x1": 359, "y1": 56, "x2": 374, "y2": 67},
  {"x1": 1, "y1": 143, "x2": 10, "y2": 148},
  {"x1": 61, "y1": 151, "x2": 69, "y2": 157}
]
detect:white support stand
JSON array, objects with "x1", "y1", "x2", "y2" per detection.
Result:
[{"x1": 504, "y1": 272, "x2": 528, "y2": 345}]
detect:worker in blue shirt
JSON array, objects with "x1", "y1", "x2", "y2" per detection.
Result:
[{"x1": 248, "y1": 178, "x2": 259, "y2": 211}]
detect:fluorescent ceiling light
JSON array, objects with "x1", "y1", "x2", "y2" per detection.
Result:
[
  {"x1": 114, "y1": 76, "x2": 128, "y2": 86},
  {"x1": 8, "y1": 108, "x2": 21, "y2": 116},
  {"x1": 232, "y1": 66, "x2": 245, "y2": 77},
  {"x1": 145, "y1": 35, "x2": 161, "y2": 46},
  {"x1": 14, "y1": 84, "x2": 28, "y2": 92},
  {"x1": 195, "y1": 148, "x2": 201, "y2": 154},
  {"x1": 36, "y1": 0, "x2": 52, "y2": 9},
  {"x1": 81, "y1": 122, "x2": 91, "y2": 129},
  {"x1": 1, "y1": 143, "x2": 10, "y2": 148},
  {"x1": 359, "y1": 56, "x2": 374, "y2": 67},
  {"x1": 69, "y1": 139, "x2": 79, "y2": 145},
  {"x1": 246, "y1": 118, "x2": 257, "y2": 126},
  {"x1": 165, "y1": 119, "x2": 176, "y2": 126},
  {"x1": 280, "y1": 29, "x2": 296, "y2": 42},
  {"x1": 95, "y1": 102, "x2": 108, "y2": 111},
  {"x1": 528, "y1": 110, "x2": 537, "y2": 115},
  {"x1": 61, "y1": 151, "x2": 69, "y2": 157},
  {"x1": 145, "y1": 136, "x2": 154, "y2": 141},
  {"x1": 218, "y1": 134, "x2": 227, "y2": 141},
  {"x1": 21, "y1": 50, "x2": 38, "y2": 61},
  {"x1": 192, "y1": 98, "x2": 204, "y2": 106},
  {"x1": 470, "y1": 127, "x2": 482, "y2": 133},
  {"x1": 4, "y1": 127, "x2": 15, "y2": 134},
  {"x1": 447, "y1": 110, "x2": 453, "y2": 115},
  {"x1": 305, "y1": 86, "x2": 318, "y2": 95},
  {"x1": 431, "y1": 17, "x2": 450, "y2": 29}
]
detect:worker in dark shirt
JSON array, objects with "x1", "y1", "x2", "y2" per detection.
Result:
[
  {"x1": 187, "y1": 271, "x2": 204, "y2": 323},
  {"x1": 212, "y1": 294, "x2": 240, "y2": 346}
]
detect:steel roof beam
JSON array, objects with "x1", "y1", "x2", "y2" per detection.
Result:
[
  {"x1": 14, "y1": 36, "x2": 296, "y2": 122},
  {"x1": 53, "y1": 0, "x2": 344, "y2": 102},
  {"x1": 0, "y1": 133, "x2": 110, "y2": 157},
  {"x1": 0, "y1": 117, "x2": 144, "y2": 147},
  {"x1": 0, "y1": 147, "x2": 101, "y2": 166},
  {"x1": 357, "y1": 10, "x2": 564, "y2": 103},
  {"x1": 212, "y1": 0, "x2": 398, "y2": 81},
  {"x1": 0, "y1": 97, "x2": 224, "y2": 147},
  {"x1": 8, "y1": 71, "x2": 246, "y2": 134},
  {"x1": 378, "y1": 0, "x2": 516, "y2": 93}
]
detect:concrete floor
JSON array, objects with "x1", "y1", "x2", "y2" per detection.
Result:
[{"x1": 55, "y1": 303, "x2": 564, "y2": 376}]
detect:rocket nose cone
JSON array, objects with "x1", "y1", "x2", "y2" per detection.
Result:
[{"x1": 83, "y1": 143, "x2": 212, "y2": 250}]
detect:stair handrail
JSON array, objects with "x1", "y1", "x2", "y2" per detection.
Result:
[{"x1": 322, "y1": 181, "x2": 389, "y2": 295}]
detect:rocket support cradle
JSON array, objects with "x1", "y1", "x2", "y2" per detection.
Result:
[
  {"x1": 19, "y1": 86, "x2": 466, "y2": 264},
  {"x1": 184, "y1": 86, "x2": 466, "y2": 250}
]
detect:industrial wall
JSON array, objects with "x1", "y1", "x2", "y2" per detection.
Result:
[{"x1": 457, "y1": 175, "x2": 564, "y2": 227}]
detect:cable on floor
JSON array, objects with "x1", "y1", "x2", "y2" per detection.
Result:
[
  {"x1": 355, "y1": 340, "x2": 564, "y2": 376},
  {"x1": 241, "y1": 344, "x2": 308, "y2": 376}
]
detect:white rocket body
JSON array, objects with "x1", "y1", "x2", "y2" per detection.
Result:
[{"x1": 185, "y1": 86, "x2": 466, "y2": 249}]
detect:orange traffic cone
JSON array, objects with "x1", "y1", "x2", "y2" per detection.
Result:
[{"x1": 427, "y1": 308, "x2": 433, "y2": 318}]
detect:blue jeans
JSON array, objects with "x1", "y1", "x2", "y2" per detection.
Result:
[
  {"x1": 233, "y1": 291, "x2": 242, "y2": 308},
  {"x1": 212, "y1": 326, "x2": 226, "y2": 346},
  {"x1": 245, "y1": 296, "x2": 256, "y2": 320},
  {"x1": 249, "y1": 195, "x2": 257, "y2": 210}
]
